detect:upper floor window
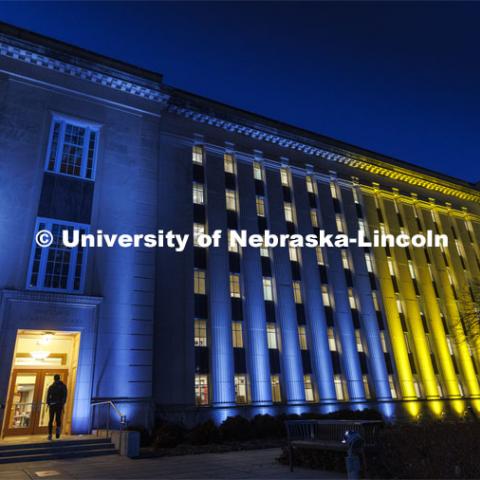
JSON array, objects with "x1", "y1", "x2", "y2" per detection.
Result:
[
  {"x1": 194, "y1": 319, "x2": 208, "y2": 347},
  {"x1": 256, "y1": 197, "x2": 266, "y2": 217},
  {"x1": 230, "y1": 273, "x2": 241, "y2": 298},
  {"x1": 224, "y1": 153, "x2": 235, "y2": 173},
  {"x1": 280, "y1": 168, "x2": 289, "y2": 187},
  {"x1": 263, "y1": 277, "x2": 274, "y2": 301},
  {"x1": 194, "y1": 269, "x2": 207, "y2": 294},
  {"x1": 284, "y1": 203, "x2": 294, "y2": 223},
  {"x1": 232, "y1": 321, "x2": 244, "y2": 348},
  {"x1": 46, "y1": 116, "x2": 100, "y2": 180},
  {"x1": 192, "y1": 145, "x2": 204, "y2": 165},
  {"x1": 310, "y1": 209, "x2": 319, "y2": 228},
  {"x1": 28, "y1": 218, "x2": 89, "y2": 293},
  {"x1": 306, "y1": 176, "x2": 315, "y2": 194},
  {"x1": 253, "y1": 161, "x2": 263, "y2": 181},
  {"x1": 226, "y1": 190, "x2": 237, "y2": 211},
  {"x1": 193, "y1": 183, "x2": 204, "y2": 205}
]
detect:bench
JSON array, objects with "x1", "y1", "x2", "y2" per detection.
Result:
[{"x1": 285, "y1": 419, "x2": 383, "y2": 473}]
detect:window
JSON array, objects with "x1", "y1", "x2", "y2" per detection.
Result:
[
  {"x1": 380, "y1": 331, "x2": 388, "y2": 353},
  {"x1": 263, "y1": 277, "x2": 274, "y2": 301},
  {"x1": 260, "y1": 246, "x2": 269, "y2": 258},
  {"x1": 446, "y1": 336, "x2": 454, "y2": 355},
  {"x1": 228, "y1": 230, "x2": 239, "y2": 253},
  {"x1": 284, "y1": 203, "x2": 294, "y2": 223},
  {"x1": 28, "y1": 219, "x2": 88, "y2": 292},
  {"x1": 226, "y1": 190, "x2": 237, "y2": 211},
  {"x1": 224, "y1": 153, "x2": 235, "y2": 173},
  {"x1": 280, "y1": 168, "x2": 289, "y2": 186},
  {"x1": 316, "y1": 247, "x2": 325, "y2": 266},
  {"x1": 365, "y1": 253, "x2": 373, "y2": 273},
  {"x1": 407, "y1": 261, "x2": 416, "y2": 279},
  {"x1": 372, "y1": 291, "x2": 380, "y2": 311},
  {"x1": 230, "y1": 274, "x2": 241, "y2": 298},
  {"x1": 341, "y1": 250, "x2": 350, "y2": 270},
  {"x1": 348, "y1": 288, "x2": 357, "y2": 310},
  {"x1": 388, "y1": 375, "x2": 398, "y2": 399},
  {"x1": 310, "y1": 209, "x2": 319, "y2": 228},
  {"x1": 193, "y1": 182, "x2": 204, "y2": 205},
  {"x1": 328, "y1": 327, "x2": 337, "y2": 351},
  {"x1": 194, "y1": 269, "x2": 206, "y2": 294},
  {"x1": 363, "y1": 375, "x2": 371, "y2": 399},
  {"x1": 355, "y1": 329, "x2": 364, "y2": 352},
  {"x1": 304, "y1": 374, "x2": 315, "y2": 402},
  {"x1": 193, "y1": 223, "x2": 206, "y2": 247},
  {"x1": 195, "y1": 375, "x2": 209, "y2": 405},
  {"x1": 271, "y1": 375, "x2": 281, "y2": 402},
  {"x1": 192, "y1": 145, "x2": 204, "y2": 165},
  {"x1": 253, "y1": 161, "x2": 263, "y2": 181},
  {"x1": 267, "y1": 323, "x2": 278, "y2": 349},
  {"x1": 194, "y1": 320, "x2": 208, "y2": 346},
  {"x1": 306, "y1": 176, "x2": 315, "y2": 193},
  {"x1": 321, "y1": 285, "x2": 331, "y2": 307},
  {"x1": 336, "y1": 214, "x2": 344, "y2": 233},
  {"x1": 387, "y1": 258, "x2": 395, "y2": 277},
  {"x1": 232, "y1": 321, "x2": 243, "y2": 348},
  {"x1": 352, "y1": 188, "x2": 360, "y2": 204},
  {"x1": 334, "y1": 375, "x2": 346, "y2": 400},
  {"x1": 298, "y1": 326, "x2": 307, "y2": 350},
  {"x1": 293, "y1": 281, "x2": 303, "y2": 304},
  {"x1": 235, "y1": 375, "x2": 249, "y2": 404},
  {"x1": 404, "y1": 332, "x2": 411, "y2": 353},
  {"x1": 413, "y1": 376, "x2": 423, "y2": 398},
  {"x1": 46, "y1": 116, "x2": 99, "y2": 180},
  {"x1": 330, "y1": 182, "x2": 338, "y2": 199},
  {"x1": 289, "y1": 246, "x2": 299, "y2": 262},
  {"x1": 256, "y1": 196, "x2": 266, "y2": 217}
]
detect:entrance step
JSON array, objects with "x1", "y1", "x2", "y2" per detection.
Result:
[{"x1": 0, "y1": 438, "x2": 117, "y2": 463}]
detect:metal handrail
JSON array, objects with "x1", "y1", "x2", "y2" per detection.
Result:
[{"x1": 90, "y1": 400, "x2": 128, "y2": 451}]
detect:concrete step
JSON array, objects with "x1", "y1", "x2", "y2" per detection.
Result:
[
  {"x1": 0, "y1": 446, "x2": 117, "y2": 464},
  {"x1": 0, "y1": 441, "x2": 115, "y2": 457},
  {"x1": 0, "y1": 437, "x2": 111, "y2": 452}
]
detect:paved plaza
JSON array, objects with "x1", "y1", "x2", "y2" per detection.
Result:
[{"x1": 0, "y1": 448, "x2": 345, "y2": 479}]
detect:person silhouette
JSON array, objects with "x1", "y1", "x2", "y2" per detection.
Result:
[{"x1": 46, "y1": 374, "x2": 67, "y2": 440}]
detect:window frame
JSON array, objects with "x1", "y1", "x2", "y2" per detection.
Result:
[{"x1": 45, "y1": 114, "x2": 100, "y2": 181}]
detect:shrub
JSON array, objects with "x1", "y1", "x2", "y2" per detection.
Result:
[
  {"x1": 219, "y1": 415, "x2": 253, "y2": 442},
  {"x1": 153, "y1": 422, "x2": 186, "y2": 448},
  {"x1": 186, "y1": 420, "x2": 221, "y2": 445},
  {"x1": 250, "y1": 414, "x2": 285, "y2": 439}
]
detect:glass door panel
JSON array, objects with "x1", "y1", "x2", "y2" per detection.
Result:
[{"x1": 6, "y1": 373, "x2": 37, "y2": 434}]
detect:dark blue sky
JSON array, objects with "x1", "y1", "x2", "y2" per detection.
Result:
[{"x1": 1, "y1": 2, "x2": 479, "y2": 183}]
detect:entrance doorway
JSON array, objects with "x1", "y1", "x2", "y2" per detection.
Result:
[{"x1": 3, "y1": 330, "x2": 80, "y2": 437}]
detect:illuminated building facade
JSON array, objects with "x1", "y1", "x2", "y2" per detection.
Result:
[{"x1": 0, "y1": 23, "x2": 479, "y2": 434}]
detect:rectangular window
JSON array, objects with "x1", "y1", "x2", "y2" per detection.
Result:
[
  {"x1": 304, "y1": 374, "x2": 315, "y2": 402},
  {"x1": 330, "y1": 182, "x2": 338, "y2": 199},
  {"x1": 267, "y1": 323, "x2": 278, "y2": 349},
  {"x1": 263, "y1": 277, "x2": 274, "y2": 301},
  {"x1": 195, "y1": 374, "x2": 209, "y2": 405},
  {"x1": 284, "y1": 203, "x2": 294, "y2": 223},
  {"x1": 253, "y1": 161, "x2": 263, "y2": 181},
  {"x1": 192, "y1": 145, "x2": 204, "y2": 165},
  {"x1": 363, "y1": 375, "x2": 371, "y2": 399},
  {"x1": 404, "y1": 332, "x2": 411, "y2": 353},
  {"x1": 194, "y1": 319, "x2": 208, "y2": 347},
  {"x1": 413, "y1": 376, "x2": 423, "y2": 398},
  {"x1": 336, "y1": 214, "x2": 344, "y2": 233},
  {"x1": 334, "y1": 375, "x2": 345, "y2": 400},
  {"x1": 298, "y1": 326, "x2": 307, "y2": 350},
  {"x1": 310, "y1": 209, "x2": 319, "y2": 228},
  {"x1": 256, "y1": 196, "x2": 266, "y2": 217},
  {"x1": 387, "y1": 258, "x2": 395, "y2": 277},
  {"x1": 193, "y1": 223, "x2": 206, "y2": 247},
  {"x1": 341, "y1": 250, "x2": 350, "y2": 270},
  {"x1": 235, "y1": 375, "x2": 249, "y2": 404},
  {"x1": 226, "y1": 190, "x2": 237, "y2": 211},
  {"x1": 280, "y1": 168, "x2": 289, "y2": 186},
  {"x1": 46, "y1": 116, "x2": 99, "y2": 180},
  {"x1": 388, "y1": 375, "x2": 398, "y2": 399},
  {"x1": 28, "y1": 218, "x2": 89, "y2": 293},
  {"x1": 271, "y1": 375, "x2": 281, "y2": 402},
  {"x1": 228, "y1": 230, "x2": 239, "y2": 253},
  {"x1": 446, "y1": 336, "x2": 454, "y2": 355},
  {"x1": 372, "y1": 291, "x2": 380, "y2": 311},
  {"x1": 316, "y1": 247, "x2": 325, "y2": 266},
  {"x1": 194, "y1": 269, "x2": 206, "y2": 294},
  {"x1": 293, "y1": 281, "x2": 303, "y2": 304},
  {"x1": 260, "y1": 246, "x2": 269, "y2": 258},
  {"x1": 230, "y1": 274, "x2": 241, "y2": 298},
  {"x1": 348, "y1": 288, "x2": 357, "y2": 309},
  {"x1": 193, "y1": 182, "x2": 204, "y2": 205},
  {"x1": 232, "y1": 321, "x2": 243, "y2": 348},
  {"x1": 365, "y1": 253, "x2": 373, "y2": 273},
  {"x1": 306, "y1": 176, "x2": 315, "y2": 193},
  {"x1": 352, "y1": 188, "x2": 360, "y2": 204},
  {"x1": 380, "y1": 331, "x2": 388, "y2": 353},
  {"x1": 322, "y1": 285, "x2": 331, "y2": 307},
  {"x1": 328, "y1": 327, "x2": 337, "y2": 351},
  {"x1": 355, "y1": 329, "x2": 364, "y2": 352},
  {"x1": 408, "y1": 261, "x2": 416, "y2": 279},
  {"x1": 224, "y1": 153, "x2": 235, "y2": 173},
  {"x1": 289, "y1": 246, "x2": 299, "y2": 263}
]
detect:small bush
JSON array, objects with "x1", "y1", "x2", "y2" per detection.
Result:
[
  {"x1": 186, "y1": 420, "x2": 220, "y2": 445},
  {"x1": 250, "y1": 414, "x2": 285, "y2": 438},
  {"x1": 153, "y1": 422, "x2": 186, "y2": 448},
  {"x1": 219, "y1": 415, "x2": 253, "y2": 442}
]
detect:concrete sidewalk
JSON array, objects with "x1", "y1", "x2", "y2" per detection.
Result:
[{"x1": 0, "y1": 447, "x2": 346, "y2": 479}]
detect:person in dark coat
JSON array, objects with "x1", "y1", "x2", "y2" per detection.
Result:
[{"x1": 46, "y1": 374, "x2": 67, "y2": 440}]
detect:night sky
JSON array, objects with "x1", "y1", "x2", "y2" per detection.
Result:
[{"x1": 1, "y1": 2, "x2": 479, "y2": 183}]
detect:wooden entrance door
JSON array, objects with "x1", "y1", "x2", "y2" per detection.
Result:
[{"x1": 4, "y1": 370, "x2": 68, "y2": 436}]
